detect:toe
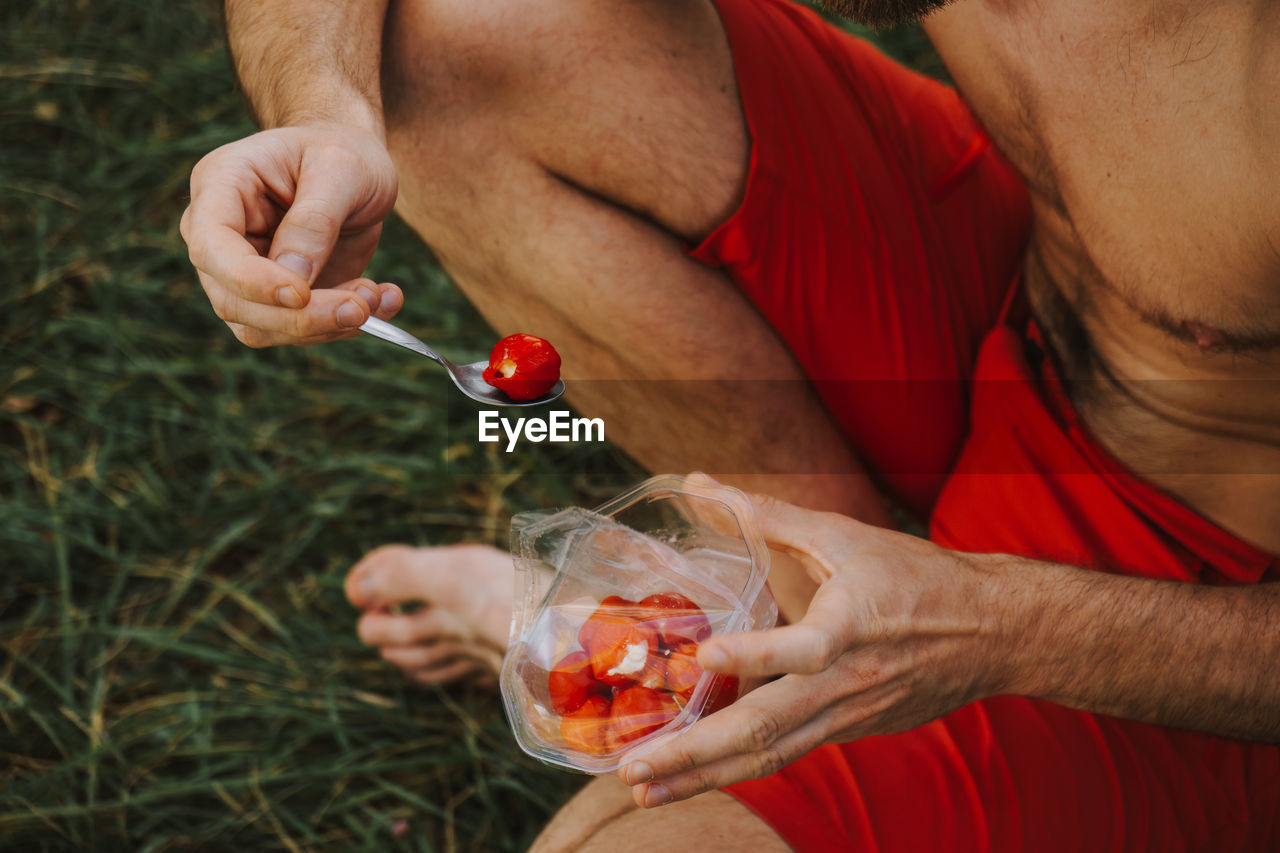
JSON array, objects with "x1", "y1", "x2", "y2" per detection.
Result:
[
  {"x1": 380, "y1": 641, "x2": 466, "y2": 671},
  {"x1": 411, "y1": 658, "x2": 489, "y2": 686},
  {"x1": 346, "y1": 543, "x2": 504, "y2": 611},
  {"x1": 346, "y1": 543, "x2": 514, "y2": 650},
  {"x1": 357, "y1": 607, "x2": 471, "y2": 647},
  {"x1": 345, "y1": 544, "x2": 418, "y2": 609}
]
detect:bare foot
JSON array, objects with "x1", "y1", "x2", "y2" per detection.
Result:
[{"x1": 344, "y1": 544, "x2": 513, "y2": 687}]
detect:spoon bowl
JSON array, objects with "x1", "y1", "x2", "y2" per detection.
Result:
[{"x1": 360, "y1": 317, "x2": 565, "y2": 407}]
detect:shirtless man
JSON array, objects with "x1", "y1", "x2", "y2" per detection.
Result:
[{"x1": 180, "y1": 0, "x2": 1280, "y2": 848}]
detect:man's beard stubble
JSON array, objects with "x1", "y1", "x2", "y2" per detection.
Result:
[{"x1": 818, "y1": 0, "x2": 953, "y2": 29}]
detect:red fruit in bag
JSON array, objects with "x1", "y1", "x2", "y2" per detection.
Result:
[
  {"x1": 609, "y1": 686, "x2": 681, "y2": 748},
  {"x1": 481, "y1": 333, "x2": 561, "y2": 401},
  {"x1": 583, "y1": 611, "x2": 659, "y2": 687},
  {"x1": 548, "y1": 651, "x2": 608, "y2": 715},
  {"x1": 638, "y1": 591, "x2": 712, "y2": 649},
  {"x1": 577, "y1": 595, "x2": 638, "y2": 649},
  {"x1": 662, "y1": 641, "x2": 705, "y2": 698},
  {"x1": 704, "y1": 675, "x2": 740, "y2": 715},
  {"x1": 560, "y1": 695, "x2": 612, "y2": 755}
]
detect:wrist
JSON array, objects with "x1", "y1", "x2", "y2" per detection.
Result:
[
  {"x1": 967, "y1": 551, "x2": 1050, "y2": 699},
  {"x1": 272, "y1": 93, "x2": 386, "y2": 142}
]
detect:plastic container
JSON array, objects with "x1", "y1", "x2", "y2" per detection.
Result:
[{"x1": 500, "y1": 475, "x2": 777, "y2": 774}]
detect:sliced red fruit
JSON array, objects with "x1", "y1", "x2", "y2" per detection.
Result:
[
  {"x1": 662, "y1": 641, "x2": 705, "y2": 698},
  {"x1": 608, "y1": 686, "x2": 681, "y2": 749},
  {"x1": 637, "y1": 591, "x2": 712, "y2": 649},
  {"x1": 547, "y1": 651, "x2": 608, "y2": 715},
  {"x1": 635, "y1": 653, "x2": 668, "y2": 691},
  {"x1": 582, "y1": 612, "x2": 659, "y2": 687},
  {"x1": 704, "y1": 675, "x2": 740, "y2": 716},
  {"x1": 560, "y1": 694, "x2": 612, "y2": 755},
  {"x1": 577, "y1": 595, "x2": 638, "y2": 650},
  {"x1": 481, "y1": 333, "x2": 561, "y2": 401}
]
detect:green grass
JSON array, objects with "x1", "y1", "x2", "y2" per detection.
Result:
[{"x1": 1, "y1": 2, "x2": 940, "y2": 849}]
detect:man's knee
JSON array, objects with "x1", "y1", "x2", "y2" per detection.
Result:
[
  {"x1": 382, "y1": 0, "x2": 670, "y2": 125},
  {"x1": 580, "y1": 791, "x2": 790, "y2": 853},
  {"x1": 380, "y1": 0, "x2": 746, "y2": 241},
  {"x1": 532, "y1": 776, "x2": 789, "y2": 853}
]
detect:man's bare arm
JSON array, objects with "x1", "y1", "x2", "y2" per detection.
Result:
[
  {"x1": 226, "y1": 0, "x2": 389, "y2": 134},
  {"x1": 623, "y1": 488, "x2": 1279, "y2": 805},
  {"x1": 180, "y1": 1, "x2": 401, "y2": 348},
  {"x1": 997, "y1": 557, "x2": 1280, "y2": 742}
]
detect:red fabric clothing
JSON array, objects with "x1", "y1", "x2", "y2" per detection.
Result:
[
  {"x1": 690, "y1": 0, "x2": 1030, "y2": 519},
  {"x1": 690, "y1": 0, "x2": 1280, "y2": 849}
]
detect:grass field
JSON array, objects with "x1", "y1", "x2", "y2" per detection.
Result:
[{"x1": 1, "y1": 2, "x2": 940, "y2": 849}]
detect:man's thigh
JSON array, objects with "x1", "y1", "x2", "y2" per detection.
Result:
[
  {"x1": 380, "y1": 0, "x2": 895, "y2": 546},
  {"x1": 532, "y1": 775, "x2": 790, "y2": 853}
]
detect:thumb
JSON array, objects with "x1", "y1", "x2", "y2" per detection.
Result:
[
  {"x1": 744, "y1": 490, "x2": 837, "y2": 555},
  {"x1": 682, "y1": 472, "x2": 850, "y2": 576},
  {"x1": 699, "y1": 581, "x2": 856, "y2": 677},
  {"x1": 268, "y1": 148, "x2": 372, "y2": 294},
  {"x1": 682, "y1": 472, "x2": 833, "y2": 554}
]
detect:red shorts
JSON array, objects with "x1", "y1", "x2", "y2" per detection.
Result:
[{"x1": 691, "y1": 0, "x2": 1280, "y2": 849}]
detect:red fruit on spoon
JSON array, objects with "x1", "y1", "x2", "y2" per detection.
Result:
[{"x1": 482, "y1": 333, "x2": 561, "y2": 401}]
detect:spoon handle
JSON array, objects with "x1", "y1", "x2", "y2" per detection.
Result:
[{"x1": 359, "y1": 317, "x2": 449, "y2": 365}]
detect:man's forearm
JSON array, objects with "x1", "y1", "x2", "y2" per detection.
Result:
[
  {"x1": 987, "y1": 555, "x2": 1280, "y2": 742},
  {"x1": 226, "y1": 0, "x2": 389, "y2": 134}
]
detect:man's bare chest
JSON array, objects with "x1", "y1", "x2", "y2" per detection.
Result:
[
  {"x1": 928, "y1": 0, "x2": 1280, "y2": 550},
  {"x1": 929, "y1": 0, "x2": 1280, "y2": 355}
]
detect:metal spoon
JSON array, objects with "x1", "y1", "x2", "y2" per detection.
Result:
[{"x1": 359, "y1": 317, "x2": 565, "y2": 407}]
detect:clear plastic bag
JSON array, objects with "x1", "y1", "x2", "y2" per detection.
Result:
[{"x1": 500, "y1": 475, "x2": 777, "y2": 774}]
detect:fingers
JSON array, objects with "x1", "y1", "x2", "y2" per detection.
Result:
[
  {"x1": 183, "y1": 128, "x2": 399, "y2": 345},
  {"x1": 210, "y1": 279, "x2": 402, "y2": 347},
  {"x1": 747, "y1": 491, "x2": 850, "y2": 556},
  {"x1": 699, "y1": 623, "x2": 834, "y2": 677},
  {"x1": 698, "y1": 581, "x2": 857, "y2": 677},
  {"x1": 619, "y1": 675, "x2": 834, "y2": 805},
  {"x1": 182, "y1": 192, "x2": 312, "y2": 310},
  {"x1": 682, "y1": 471, "x2": 860, "y2": 560},
  {"x1": 266, "y1": 145, "x2": 372, "y2": 288},
  {"x1": 330, "y1": 279, "x2": 402, "y2": 319},
  {"x1": 200, "y1": 270, "x2": 369, "y2": 335},
  {"x1": 227, "y1": 322, "x2": 361, "y2": 349}
]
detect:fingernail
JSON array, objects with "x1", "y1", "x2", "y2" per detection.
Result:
[
  {"x1": 700, "y1": 646, "x2": 729, "y2": 671},
  {"x1": 625, "y1": 761, "x2": 654, "y2": 785},
  {"x1": 358, "y1": 574, "x2": 377, "y2": 600},
  {"x1": 337, "y1": 301, "x2": 365, "y2": 328},
  {"x1": 379, "y1": 285, "x2": 403, "y2": 314},
  {"x1": 644, "y1": 783, "x2": 672, "y2": 808},
  {"x1": 275, "y1": 285, "x2": 303, "y2": 309},
  {"x1": 276, "y1": 252, "x2": 312, "y2": 282},
  {"x1": 356, "y1": 284, "x2": 379, "y2": 311}
]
